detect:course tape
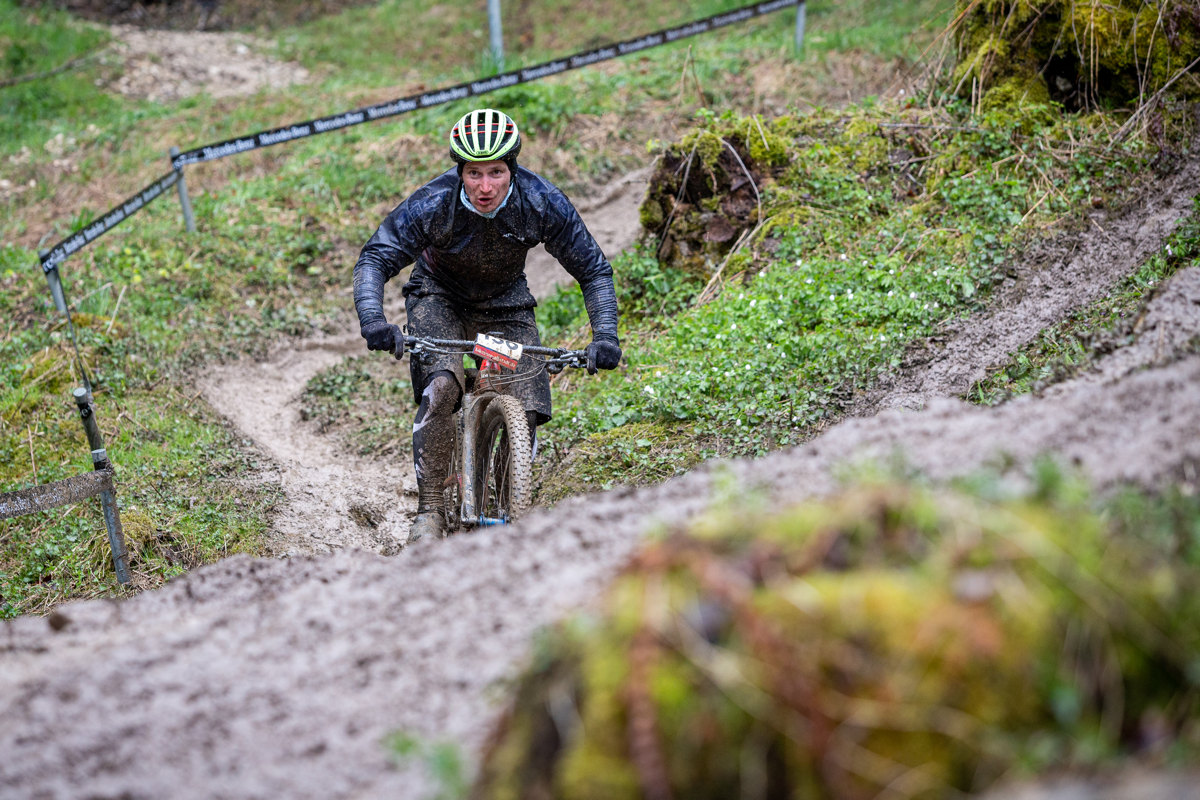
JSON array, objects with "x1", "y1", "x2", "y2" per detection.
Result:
[
  {"x1": 38, "y1": 0, "x2": 800, "y2": 270},
  {"x1": 41, "y1": 169, "x2": 180, "y2": 271},
  {"x1": 0, "y1": 469, "x2": 114, "y2": 519}
]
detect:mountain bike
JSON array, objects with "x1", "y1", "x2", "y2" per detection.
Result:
[{"x1": 400, "y1": 333, "x2": 589, "y2": 532}]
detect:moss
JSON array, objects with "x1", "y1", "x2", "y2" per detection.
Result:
[
  {"x1": 476, "y1": 483, "x2": 1200, "y2": 798},
  {"x1": 638, "y1": 198, "x2": 664, "y2": 230},
  {"x1": 954, "y1": 0, "x2": 1200, "y2": 109},
  {"x1": 980, "y1": 73, "x2": 1053, "y2": 113}
]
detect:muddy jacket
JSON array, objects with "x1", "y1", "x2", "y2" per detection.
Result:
[{"x1": 353, "y1": 166, "x2": 618, "y2": 339}]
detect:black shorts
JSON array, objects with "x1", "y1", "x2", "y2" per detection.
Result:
[{"x1": 404, "y1": 290, "x2": 552, "y2": 424}]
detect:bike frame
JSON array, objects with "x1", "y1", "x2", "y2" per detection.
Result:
[{"x1": 403, "y1": 335, "x2": 588, "y2": 529}]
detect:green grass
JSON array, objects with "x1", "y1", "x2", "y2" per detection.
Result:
[
  {"x1": 0, "y1": 1, "x2": 118, "y2": 147},
  {"x1": 531, "y1": 102, "x2": 1147, "y2": 496}
]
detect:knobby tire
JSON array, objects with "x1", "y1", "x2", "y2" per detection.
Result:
[{"x1": 475, "y1": 395, "x2": 533, "y2": 524}]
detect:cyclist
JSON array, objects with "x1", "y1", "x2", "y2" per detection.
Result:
[{"x1": 352, "y1": 108, "x2": 622, "y2": 542}]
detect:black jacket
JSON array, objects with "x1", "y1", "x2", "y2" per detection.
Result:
[{"x1": 353, "y1": 166, "x2": 618, "y2": 340}]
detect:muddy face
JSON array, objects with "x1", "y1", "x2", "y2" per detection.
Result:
[{"x1": 462, "y1": 161, "x2": 511, "y2": 214}]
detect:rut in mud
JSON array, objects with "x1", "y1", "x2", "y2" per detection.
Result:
[{"x1": 2, "y1": 131, "x2": 1199, "y2": 798}]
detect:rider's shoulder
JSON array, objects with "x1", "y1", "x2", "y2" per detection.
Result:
[
  {"x1": 514, "y1": 167, "x2": 573, "y2": 212},
  {"x1": 393, "y1": 169, "x2": 458, "y2": 215},
  {"x1": 414, "y1": 168, "x2": 460, "y2": 200}
]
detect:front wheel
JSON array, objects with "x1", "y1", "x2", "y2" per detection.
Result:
[{"x1": 473, "y1": 395, "x2": 533, "y2": 526}]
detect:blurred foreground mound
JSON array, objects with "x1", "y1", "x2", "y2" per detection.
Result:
[{"x1": 475, "y1": 482, "x2": 1200, "y2": 799}]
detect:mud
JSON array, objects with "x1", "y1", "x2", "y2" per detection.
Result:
[
  {"x1": 854, "y1": 154, "x2": 1200, "y2": 415},
  {"x1": 4, "y1": 56, "x2": 1200, "y2": 796}
]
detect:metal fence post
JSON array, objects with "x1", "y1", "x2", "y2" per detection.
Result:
[
  {"x1": 795, "y1": 1, "x2": 807, "y2": 51},
  {"x1": 73, "y1": 387, "x2": 131, "y2": 584},
  {"x1": 39, "y1": 250, "x2": 69, "y2": 315},
  {"x1": 169, "y1": 146, "x2": 196, "y2": 234},
  {"x1": 487, "y1": 0, "x2": 504, "y2": 67}
]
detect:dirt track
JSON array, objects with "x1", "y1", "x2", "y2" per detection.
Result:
[{"x1": 2, "y1": 134, "x2": 1199, "y2": 796}]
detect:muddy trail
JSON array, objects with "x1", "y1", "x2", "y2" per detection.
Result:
[{"x1": 2, "y1": 143, "x2": 1200, "y2": 798}]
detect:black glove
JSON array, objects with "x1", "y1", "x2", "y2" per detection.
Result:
[
  {"x1": 585, "y1": 335, "x2": 622, "y2": 375},
  {"x1": 361, "y1": 321, "x2": 403, "y2": 355}
]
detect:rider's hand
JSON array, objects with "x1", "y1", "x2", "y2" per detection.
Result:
[
  {"x1": 361, "y1": 321, "x2": 404, "y2": 355},
  {"x1": 585, "y1": 335, "x2": 622, "y2": 375}
]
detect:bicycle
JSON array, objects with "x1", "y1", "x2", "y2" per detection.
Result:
[{"x1": 398, "y1": 332, "x2": 590, "y2": 532}]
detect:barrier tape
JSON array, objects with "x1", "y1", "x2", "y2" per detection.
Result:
[
  {"x1": 41, "y1": 169, "x2": 180, "y2": 271},
  {"x1": 38, "y1": 0, "x2": 801, "y2": 270},
  {"x1": 0, "y1": 469, "x2": 114, "y2": 519}
]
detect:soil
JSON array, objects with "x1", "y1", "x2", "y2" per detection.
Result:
[
  {"x1": 104, "y1": 24, "x2": 311, "y2": 103},
  {"x1": 4, "y1": 18, "x2": 1200, "y2": 800}
]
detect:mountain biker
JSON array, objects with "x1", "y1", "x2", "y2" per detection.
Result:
[{"x1": 352, "y1": 108, "x2": 622, "y2": 543}]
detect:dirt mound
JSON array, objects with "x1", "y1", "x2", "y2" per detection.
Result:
[
  {"x1": 854, "y1": 148, "x2": 1200, "y2": 415},
  {"x1": 104, "y1": 24, "x2": 310, "y2": 102}
]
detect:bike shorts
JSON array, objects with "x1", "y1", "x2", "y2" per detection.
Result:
[{"x1": 404, "y1": 290, "x2": 552, "y2": 425}]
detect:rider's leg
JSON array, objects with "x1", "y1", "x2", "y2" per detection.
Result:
[{"x1": 411, "y1": 370, "x2": 461, "y2": 539}]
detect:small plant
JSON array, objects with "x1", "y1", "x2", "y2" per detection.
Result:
[{"x1": 386, "y1": 732, "x2": 468, "y2": 800}]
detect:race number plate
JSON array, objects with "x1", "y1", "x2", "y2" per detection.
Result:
[{"x1": 473, "y1": 334, "x2": 524, "y2": 369}]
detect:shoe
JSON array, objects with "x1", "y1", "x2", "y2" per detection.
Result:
[{"x1": 408, "y1": 511, "x2": 447, "y2": 543}]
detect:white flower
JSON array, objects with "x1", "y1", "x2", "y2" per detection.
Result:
[
  {"x1": 888, "y1": 291, "x2": 894, "y2": 297},
  {"x1": 749, "y1": 299, "x2": 756, "y2": 308},
  {"x1": 655, "y1": 370, "x2": 662, "y2": 378},
  {"x1": 909, "y1": 291, "x2": 917, "y2": 299},
  {"x1": 643, "y1": 386, "x2": 655, "y2": 395}
]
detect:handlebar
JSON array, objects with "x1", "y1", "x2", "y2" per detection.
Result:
[{"x1": 399, "y1": 335, "x2": 590, "y2": 375}]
